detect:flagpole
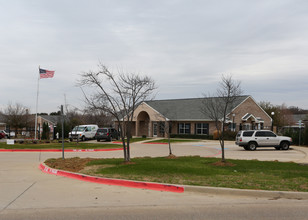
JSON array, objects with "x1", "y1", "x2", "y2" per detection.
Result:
[{"x1": 35, "y1": 66, "x2": 40, "y2": 140}]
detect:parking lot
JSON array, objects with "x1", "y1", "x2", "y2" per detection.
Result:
[{"x1": 112, "y1": 140, "x2": 308, "y2": 164}]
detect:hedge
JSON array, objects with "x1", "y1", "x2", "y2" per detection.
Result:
[{"x1": 170, "y1": 134, "x2": 213, "y2": 140}]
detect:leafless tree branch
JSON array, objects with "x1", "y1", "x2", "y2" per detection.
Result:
[{"x1": 78, "y1": 63, "x2": 156, "y2": 161}]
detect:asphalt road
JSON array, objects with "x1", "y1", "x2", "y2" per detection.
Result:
[{"x1": 1, "y1": 140, "x2": 308, "y2": 219}]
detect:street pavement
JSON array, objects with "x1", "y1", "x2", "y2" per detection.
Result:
[{"x1": 0, "y1": 140, "x2": 308, "y2": 219}]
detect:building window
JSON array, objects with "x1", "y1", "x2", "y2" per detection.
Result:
[
  {"x1": 159, "y1": 122, "x2": 165, "y2": 134},
  {"x1": 179, "y1": 123, "x2": 190, "y2": 134},
  {"x1": 243, "y1": 123, "x2": 251, "y2": 130},
  {"x1": 228, "y1": 123, "x2": 236, "y2": 131},
  {"x1": 195, "y1": 123, "x2": 209, "y2": 135}
]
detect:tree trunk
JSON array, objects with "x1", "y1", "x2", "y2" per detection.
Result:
[
  {"x1": 168, "y1": 133, "x2": 172, "y2": 155},
  {"x1": 126, "y1": 135, "x2": 131, "y2": 162},
  {"x1": 220, "y1": 123, "x2": 225, "y2": 162},
  {"x1": 221, "y1": 138, "x2": 225, "y2": 162},
  {"x1": 121, "y1": 137, "x2": 127, "y2": 161}
]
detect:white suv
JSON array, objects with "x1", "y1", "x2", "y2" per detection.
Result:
[{"x1": 235, "y1": 130, "x2": 292, "y2": 151}]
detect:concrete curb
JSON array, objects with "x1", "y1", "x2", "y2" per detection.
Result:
[
  {"x1": 39, "y1": 163, "x2": 184, "y2": 193},
  {"x1": 39, "y1": 163, "x2": 308, "y2": 199},
  {"x1": 184, "y1": 185, "x2": 308, "y2": 200}
]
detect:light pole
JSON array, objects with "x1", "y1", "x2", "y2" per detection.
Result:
[
  {"x1": 232, "y1": 113, "x2": 235, "y2": 131},
  {"x1": 271, "y1": 112, "x2": 275, "y2": 131},
  {"x1": 299, "y1": 120, "x2": 302, "y2": 146}
]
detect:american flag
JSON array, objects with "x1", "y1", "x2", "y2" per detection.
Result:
[{"x1": 39, "y1": 68, "x2": 55, "y2": 79}]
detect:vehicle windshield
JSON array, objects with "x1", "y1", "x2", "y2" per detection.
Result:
[{"x1": 72, "y1": 126, "x2": 86, "y2": 132}]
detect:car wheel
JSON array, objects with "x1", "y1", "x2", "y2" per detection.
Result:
[
  {"x1": 97, "y1": 139, "x2": 100, "y2": 142},
  {"x1": 81, "y1": 136, "x2": 86, "y2": 142},
  {"x1": 243, "y1": 146, "x2": 249, "y2": 150},
  {"x1": 280, "y1": 142, "x2": 290, "y2": 150},
  {"x1": 275, "y1": 147, "x2": 281, "y2": 150},
  {"x1": 109, "y1": 136, "x2": 112, "y2": 142},
  {"x1": 248, "y1": 142, "x2": 257, "y2": 151}
]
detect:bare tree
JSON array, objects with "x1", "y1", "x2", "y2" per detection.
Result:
[
  {"x1": 164, "y1": 120, "x2": 174, "y2": 157},
  {"x1": 259, "y1": 101, "x2": 294, "y2": 130},
  {"x1": 83, "y1": 108, "x2": 113, "y2": 127},
  {"x1": 2, "y1": 103, "x2": 30, "y2": 137},
  {"x1": 201, "y1": 74, "x2": 243, "y2": 162},
  {"x1": 78, "y1": 63, "x2": 156, "y2": 162}
]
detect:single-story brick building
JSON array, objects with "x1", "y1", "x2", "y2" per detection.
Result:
[{"x1": 123, "y1": 95, "x2": 272, "y2": 138}]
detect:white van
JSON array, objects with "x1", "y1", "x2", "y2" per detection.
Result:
[{"x1": 69, "y1": 125, "x2": 98, "y2": 141}]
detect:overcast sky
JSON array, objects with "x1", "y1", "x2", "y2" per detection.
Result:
[{"x1": 1, "y1": 0, "x2": 308, "y2": 114}]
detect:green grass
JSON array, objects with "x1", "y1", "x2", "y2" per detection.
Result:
[
  {"x1": 145, "y1": 138, "x2": 199, "y2": 143},
  {"x1": 83, "y1": 156, "x2": 308, "y2": 192},
  {"x1": 0, "y1": 141, "x2": 122, "y2": 149}
]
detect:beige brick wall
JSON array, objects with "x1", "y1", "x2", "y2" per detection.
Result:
[
  {"x1": 230, "y1": 97, "x2": 272, "y2": 130},
  {"x1": 132, "y1": 103, "x2": 166, "y2": 122},
  {"x1": 131, "y1": 103, "x2": 166, "y2": 137},
  {"x1": 170, "y1": 121, "x2": 216, "y2": 136}
]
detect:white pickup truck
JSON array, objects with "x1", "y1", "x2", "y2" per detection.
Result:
[
  {"x1": 69, "y1": 125, "x2": 98, "y2": 141},
  {"x1": 235, "y1": 130, "x2": 292, "y2": 151}
]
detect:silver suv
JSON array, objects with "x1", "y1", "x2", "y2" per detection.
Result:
[{"x1": 235, "y1": 130, "x2": 292, "y2": 151}]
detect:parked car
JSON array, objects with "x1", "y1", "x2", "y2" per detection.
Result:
[
  {"x1": 0, "y1": 131, "x2": 5, "y2": 139},
  {"x1": 69, "y1": 125, "x2": 98, "y2": 141},
  {"x1": 95, "y1": 128, "x2": 119, "y2": 142},
  {"x1": 235, "y1": 130, "x2": 292, "y2": 151},
  {"x1": 1, "y1": 130, "x2": 15, "y2": 138},
  {"x1": 0, "y1": 130, "x2": 8, "y2": 138}
]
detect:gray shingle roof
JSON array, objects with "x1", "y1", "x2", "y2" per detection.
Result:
[
  {"x1": 145, "y1": 96, "x2": 249, "y2": 121},
  {"x1": 39, "y1": 115, "x2": 63, "y2": 124}
]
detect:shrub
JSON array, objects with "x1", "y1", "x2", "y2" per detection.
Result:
[
  {"x1": 304, "y1": 126, "x2": 308, "y2": 145},
  {"x1": 283, "y1": 127, "x2": 307, "y2": 146},
  {"x1": 223, "y1": 130, "x2": 237, "y2": 140},
  {"x1": 212, "y1": 130, "x2": 237, "y2": 140}
]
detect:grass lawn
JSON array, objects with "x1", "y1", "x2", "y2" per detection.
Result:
[
  {"x1": 45, "y1": 156, "x2": 308, "y2": 192},
  {"x1": 0, "y1": 141, "x2": 122, "y2": 149},
  {"x1": 145, "y1": 138, "x2": 199, "y2": 143}
]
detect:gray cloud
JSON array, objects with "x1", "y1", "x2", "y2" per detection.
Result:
[{"x1": 1, "y1": 0, "x2": 308, "y2": 113}]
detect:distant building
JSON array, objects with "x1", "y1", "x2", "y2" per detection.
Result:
[
  {"x1": 281, "y1": 114, "x2": 307, "y2": 132},
  {"x1": 0, "y1": 114, "x2": 64, "y2": 139},
  {"x1": 0, "y1": 114, "x2": 5, "y2": 130}
]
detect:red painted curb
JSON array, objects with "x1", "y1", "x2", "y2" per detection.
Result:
[
  {"x1": 39, "y1": 163, "x2": 184, "y2": 193},
  {"x1": 0, "y1": 148, "x2": 122, "y2": 152}
]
